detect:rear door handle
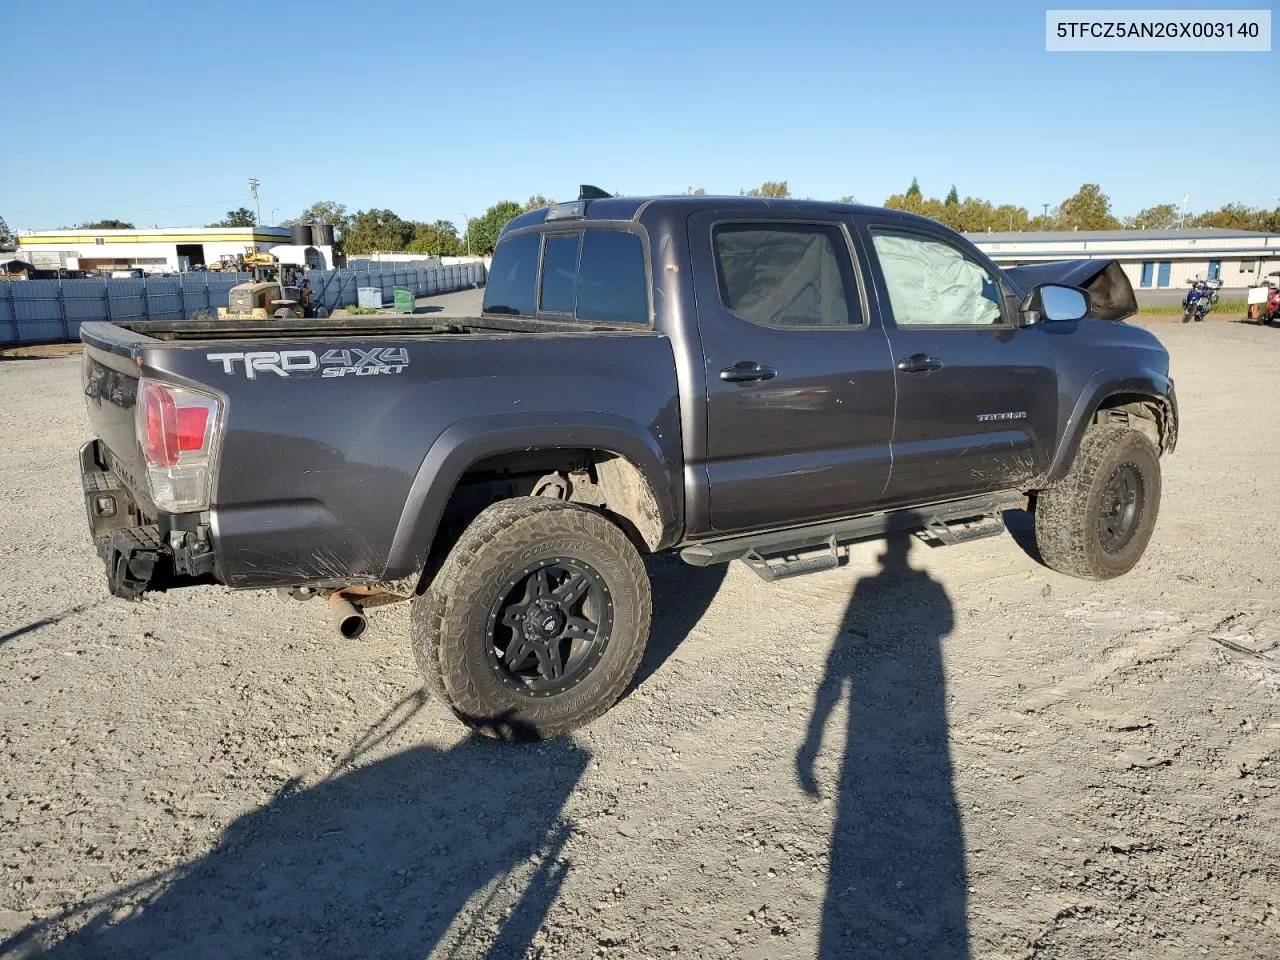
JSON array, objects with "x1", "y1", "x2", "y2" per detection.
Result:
[
  {"x1": 720, "y1": 361, "x2": 777, "y2": 383},
  {"x1": 897, "y1": 353, "x2": 944, "y2": 375}
]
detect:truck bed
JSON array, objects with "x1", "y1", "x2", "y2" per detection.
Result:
[
  {"x1": 78, "y1": 316, "x2": 683, "y2": 591},
  {"x1": 86, "y1": 315, "x2": 621, "y2": 347}
]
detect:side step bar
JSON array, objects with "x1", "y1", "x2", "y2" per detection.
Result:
[{"x1": 679, "y1": 490, "x2": 1025, "y2": 578}]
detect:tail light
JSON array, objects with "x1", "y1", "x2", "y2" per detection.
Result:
[{"x1": 135, "y1": 378, "x2": 221, "y2": 512}]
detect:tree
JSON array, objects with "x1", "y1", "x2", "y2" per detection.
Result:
[
  {"x1": 1188, "y1": 202, "x2": 1279, "y2": 233},
  {"x1": 1123, "y1": 202, "x2": 1181, "y2": 230},
  {"x1": 684, "y1": 187, "x2": 706, "y2": 196},
  {"x1": 283, "y1": 201, "x2": 350, "y2": 235},
  {"x1": 407, "y1": 220, "x2": 463, "y2": 257},
  {"x1": 990, "y1": 203, "x2": 1032, "y2": 232},
  {"x1": 906, "y1": 177, "x2": 922, "y2": 199},
  {"x1": 1055, "y1": 184, "x2": 1119, "y2": 231},
  {"x1": 837, "y1": 195, "x2": 857, "y2": 204},
  {"x1": 0, "y1": 215, "x2": 14, "y2": 251},
  {"x1": 208, "y1": 208, "x2": 256, "y2": 228},
  {"x1": 883, "y1": 189, "x2": 941, "y2": 220},
  {"x1": 468, "y1": 200, "x2": 523, "y2": 255},
  {"x1": 77, "y1": 218, "x2": 136, "y2": 230},
  {"x1": 745, "y1": 181, "x2": 790, "y2": 199},
  {"x1": 342, "y1": 209, "x2": 416, "y2": 255},
  {"x1": 945, "y1": 185, "x2": 959, "y2": 207},
  {"x1": 522, "y1": 195, "x2": 555, "y2": 212}
]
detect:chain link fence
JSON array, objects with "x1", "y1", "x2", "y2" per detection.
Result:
[{"x1": 0, "y1": 260, "x2": 486, "y2": 345}]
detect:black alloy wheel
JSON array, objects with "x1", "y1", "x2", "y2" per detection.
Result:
[
  {"x1": 486, "y1": 557, "x2": 614, "y2": 697},
  {"x1": 1097, "y1": 461, "x2": 1145, "y2": 553}
]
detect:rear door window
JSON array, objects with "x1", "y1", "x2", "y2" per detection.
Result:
[
  {"x1": 483, "y1": 232, "x2": 540, "y2": 316},
  {"x1": 712, "y1": 223, "x2": 859, "y2": 327}
]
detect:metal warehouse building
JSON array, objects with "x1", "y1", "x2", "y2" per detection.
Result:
[
  {"x1": 968, "y1": 227, "x2": 1280, "y2": 299},
  {"x1": 14, "y1": 226, "x2": 307, "y2": 274}
]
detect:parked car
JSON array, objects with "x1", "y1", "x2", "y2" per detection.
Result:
[{"x1": 76, "y1": 192, "x2": 1177, "y2": 740}]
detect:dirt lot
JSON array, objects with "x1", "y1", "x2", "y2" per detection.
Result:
[{"x1": 1, "y1": 319, "x2": 1277, "y2": 960}]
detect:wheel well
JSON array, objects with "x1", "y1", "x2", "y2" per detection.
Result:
[
  {"x1": 1092, "y1": 393, "x2": 1169, "y2": 450},
  {"x1": 431, "y1": 448, "x2": 663, "y2": 564}
]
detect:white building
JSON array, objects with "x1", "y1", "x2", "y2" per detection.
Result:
[
  {"x1": 968, "y1": 227, "x2": 1280, "y2": 296},
  {"x1": 14, "y1": 226, "x2": 335, "y2": 274}
]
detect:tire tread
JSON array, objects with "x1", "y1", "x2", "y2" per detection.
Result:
[{"x1": 410, "y1": 498, "x2": 651, "y2": 740}]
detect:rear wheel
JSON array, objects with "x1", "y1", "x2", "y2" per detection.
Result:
[
  {"x1": 410, "y1": 498, "x2": 652, "y2": 741},
  {"x1": 1033, "y1": 425, "x2": 1161, "y2": 580}
]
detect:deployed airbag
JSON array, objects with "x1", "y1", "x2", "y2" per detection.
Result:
[{"x1": 872, "y1": 233, "x2": 1002, "y2": 326}]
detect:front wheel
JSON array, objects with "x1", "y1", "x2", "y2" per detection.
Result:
[
  {"x1": 410, "y1": 498, "x2": 652, "y2": 740},
  {"x1": 1033, "y1": 425, "x2": 1161, "y2": 580}
]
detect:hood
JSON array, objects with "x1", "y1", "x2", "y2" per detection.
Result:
[{"x1": 1003, "y1": 259, "x2": 1137, "y2": 322}]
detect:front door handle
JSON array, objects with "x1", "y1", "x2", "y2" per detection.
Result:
[
  {"x1": 720, "y1": 361, "x2": 777, "y2": 383},
  {"x1": 897, "y1": 353, "x2": 944, "y2": 375}
]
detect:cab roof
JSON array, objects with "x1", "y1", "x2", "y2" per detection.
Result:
[{"x1": 501, "y1": 194, "x2": 940, "y2": 234}]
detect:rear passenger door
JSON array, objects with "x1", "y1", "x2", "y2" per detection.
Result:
[
  {"x1": 855, "y1": 222, "x2": 1058, "y2": 506},
  {"x1": 688, "y1": 211, "x2": 897, "y2": 534}
]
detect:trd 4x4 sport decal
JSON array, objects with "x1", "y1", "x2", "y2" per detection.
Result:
[{"x1": 206, "y1": 347, "x2": 409, "y2": 379}]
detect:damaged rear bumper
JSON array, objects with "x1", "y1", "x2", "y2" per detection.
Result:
[{"x1": 80, "y1": 440, "x2": 218, "y2": 599}]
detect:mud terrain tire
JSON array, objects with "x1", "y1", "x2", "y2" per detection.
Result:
[
  {"x1": 1034, "y1": 426, "x2": 1161, "y2": 580},
  {"x1": 410, "y1": 498, "x2": 652, "y2": 740}
]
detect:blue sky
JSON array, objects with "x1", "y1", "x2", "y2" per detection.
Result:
[{"x1": 2, "y1": 0, "x2": 1275, "y2": 230}]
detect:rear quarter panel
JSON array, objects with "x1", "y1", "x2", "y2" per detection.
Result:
[{"x1": 136, "y1": 332, "x2": 682, "y2": 588}]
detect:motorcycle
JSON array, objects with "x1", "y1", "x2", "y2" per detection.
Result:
[
  {"x1": 1182, "y1": 277, "x2": 1222, "y2": 323},
  {"x1": 1260, "y1": 284, "x2": 1280, "y2": 325}
]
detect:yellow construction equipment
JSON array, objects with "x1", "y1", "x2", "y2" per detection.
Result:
[{"x1": 217, "y1": 254, "x2": 327, "y2": 320}]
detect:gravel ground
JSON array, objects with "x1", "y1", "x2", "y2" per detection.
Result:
[{"x1": 0, "y1": 318, "x2": 1277, "y2": 959}]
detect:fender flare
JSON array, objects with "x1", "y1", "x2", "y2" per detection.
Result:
[
  {"x1": 382, "y1": 412, "x2": 681, "y2": 580},
  {"x1": 1046, "y1": 367, "x2": 1176, "y2": 481}
]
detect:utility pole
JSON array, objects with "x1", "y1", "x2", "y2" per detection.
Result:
[
  {"x1": 249, "y1": 178, "x2": 261, "y2": 227},
  {"x1": 1041, "y1": 203, "x2": 1050, "y2": 219},
  {"x1": 461, "y1": 213, "x2": 471, "y2": 256}
]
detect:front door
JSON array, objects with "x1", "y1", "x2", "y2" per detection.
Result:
[
  {"x1": 855, "y1": 222, "x2": 1058, "y2": 507},
  {"x1": 688, "y1": 211, "x2": 897, "y2": 534}
]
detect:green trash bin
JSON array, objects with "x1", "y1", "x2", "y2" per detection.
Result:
[{"x1": 393, "y1": 287, "x2": 414, "y2": 314}]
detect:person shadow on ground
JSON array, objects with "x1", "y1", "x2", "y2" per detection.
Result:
[
  {"x1": 796, "y1": 533, "x2": 970, "y2": 959},
  {"x1": 1, "y1": 692, "x2": 589, "y2": 960}
]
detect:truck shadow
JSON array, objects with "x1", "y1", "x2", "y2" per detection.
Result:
[
  {"x1": 629, "y1": 554, "x2": 728, "y2": 693},
  {"x1": 0, "y1": 693, "x2": 589, "y2": 960},
  {"x1": 1001, "y1": 507, "x2": 1044, "y2": 565},
  {"x1": 796, "y1": 533, "x2": 970, "y2": 958}
]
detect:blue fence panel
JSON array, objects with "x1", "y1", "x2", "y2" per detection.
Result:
[
  {"x1": 0, "y1": 284, "x2": 16, "y2": 343},
  {"x1": 145, "y1": 277, "x2": 184, "y2": 322},
  {"x1": 11, "y1": 280, "x2": 66, "y2": 342},
  {"x1": 0, "y1": 260, "x2": 486, "y2": 344},
  {"x1": 107, "y1": 279, "x2": 147, "y2": 323},
  {"x1": 62, "y1": 278, "x2": 109, "y2": 341}
]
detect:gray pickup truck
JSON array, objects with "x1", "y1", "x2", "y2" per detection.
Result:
[{"x1": 78, "y1": 190, "x2": 1177, "y2": 739}]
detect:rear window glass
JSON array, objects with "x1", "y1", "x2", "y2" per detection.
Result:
[
  {"x1": 577, "y1": 231, "x2": 648, "y2": 324},
  {"x1": 713, "y1": 223, "x2": 857, "y2": 327},
  {"x1": 539, "y1": 234, "x2": 580, "y2": 314},
  {"x1": 483, "y1": 232, "x2": 539, "y2": 316}
]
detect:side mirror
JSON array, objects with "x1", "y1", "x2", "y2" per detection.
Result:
[{"x1": 1019, "y1": 283, "x2": 1090, "y2": 325}]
